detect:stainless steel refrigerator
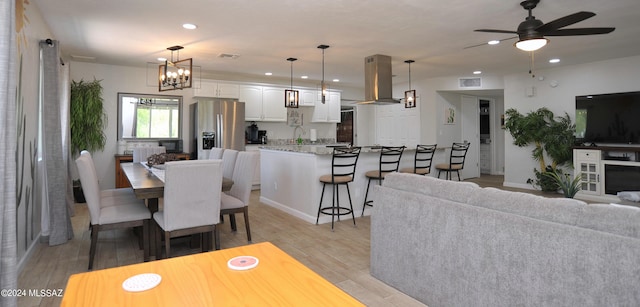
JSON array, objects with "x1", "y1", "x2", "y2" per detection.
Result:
[{"x1": 190, "y1": 99, "x2": 245, "y2": 159}]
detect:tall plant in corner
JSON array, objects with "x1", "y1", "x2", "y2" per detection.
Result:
[
  {"x1": 504, "y1": 107, "x2": 576, "y2": 191},
  {"x1": 70, "y1": 79, "x2": 107, "y2": 202},
  {"x1": 70, "y1": 79, "x2": 107, "y2": 156}
]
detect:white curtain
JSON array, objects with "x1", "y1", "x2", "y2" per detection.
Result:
[
  {"x1": 40, "y1": 40, "x2": 73, "y2": 246},
  {"x1": 0, "y1": 0, "x2": 18, "y2": 306}
]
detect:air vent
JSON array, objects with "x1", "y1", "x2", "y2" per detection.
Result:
[
  {"x1": 218, "y1": 53, "x2": 240, "y2": 59},
  {"x1": 459, "y1": 77, "x2": 481, "y2": 88}
]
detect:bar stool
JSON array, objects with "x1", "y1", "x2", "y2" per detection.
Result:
[
  {"x1": 316, "y1": 147, "x2": 361, "y2": 230},
  {"x1": 399, "y1": 144, "x2": 437, "y2": 175},
  {"x1": 435, "y1": 142, "x2": 470, "y2": 180},
  {"x1": 361, "y1": 146, "x2": 405, "y2": 216}
]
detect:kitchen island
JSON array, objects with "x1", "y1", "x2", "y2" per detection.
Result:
[{"x1": 259, "y1": 145, "x2": 420, "y2": 224}]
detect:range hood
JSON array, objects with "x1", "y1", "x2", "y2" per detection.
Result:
[{"x1": 358, "y1": 54, "x2": 401, "y2": 105}]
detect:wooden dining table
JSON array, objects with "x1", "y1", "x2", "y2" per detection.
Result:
[{"x1": 61, "y1": 241, "x2": 364, "y2": 306}]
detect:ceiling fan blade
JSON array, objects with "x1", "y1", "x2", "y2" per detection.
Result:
[
  {"x1": 474, "y1": 29, "x2": 518, "y2": 34},
  {"x1": 545, "y1": 27, "x2": 615, "y2": 36},
  {"x1": 463, "y1": 36, "x2": 517, "y2": 49},
  {"x1": 536, "y1": 11, "x2": 595, "y2": 33}
]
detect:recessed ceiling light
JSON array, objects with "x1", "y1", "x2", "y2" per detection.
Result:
[
  {"x1": 182, "y1": 23, "x2": 197, "y2": 30},
  {"x1": 301, "y1": 76, "x2": 308, "y2": 79},
  {"x1": 157, "y1": 57, "x2": 167, "y2": 62},
  {"x1": 265, "y1": 72, "x2": 272, "y2": 76},
  {"x1": 473, "y1": 71, "x2": 482, "y2": 75},
  {"x1": 332, "y1": 79, "x2": 340, "y2": 82},
  {"x1": 488, "y1": 40, "x2": 500, "y2": 45},
  {"x1": 549, "y1": 58, "x2": 560, "y2": 63}
]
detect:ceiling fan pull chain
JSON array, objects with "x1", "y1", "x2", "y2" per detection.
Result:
[{"x1": 529, "y1": 51, "x2": 536, "y2": 78}]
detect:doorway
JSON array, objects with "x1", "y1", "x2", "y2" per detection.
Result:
[
  {"x1": 479, "y1": 99, "x2": 491, "y2": 174},
  {"x1": 337, "y1": 108, "x2": 354, "y2": 144}
]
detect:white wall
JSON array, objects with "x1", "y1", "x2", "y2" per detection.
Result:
[{"x1": 503, "y1": 55, "x2": 640, "y2": 188}]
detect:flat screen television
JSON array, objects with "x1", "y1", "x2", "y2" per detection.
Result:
[{"x1": 575, "y1": 91, "x2": 640, "y2": 145}]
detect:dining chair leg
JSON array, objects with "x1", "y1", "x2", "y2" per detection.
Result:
[
  {"x1": 214, "y1": 226, "x2": 221, "y2": 250},
  {"x1": 155, "y1": 223, "x2": 162, "y2": 260},
  {"x1": 229, "y1": 214, "x2": 237, "y2": 232},
  {"x1": 242, "y1": 207, "x2": 252, "y2": 242},
  {"x1": 88, "y1": 225, "x2": 99, "y2": 270},
  {"x1": 164, "y1": 232, "x2": 172, "y2": 259},
  {"x1": 334, "y1": 182, "x2": 340, "y2": 222},
  {"x1": 456, "y1": 170, "x2": 461, "y2": 181},
  {"x1": 143, "y1": 220, "x2": 150, "y2": 262}
]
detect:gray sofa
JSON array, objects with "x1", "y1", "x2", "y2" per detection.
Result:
[{"x1": 370, "y1": 173, "x2": 640, "y2": 307}]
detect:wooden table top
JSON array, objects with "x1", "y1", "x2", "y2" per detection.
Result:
[
  {"x1": 120, "y1": 162, "x2": 233, "y2": 200},
  {"x1": 61, "y1": 242, "x2": 364, "y2": 306}
]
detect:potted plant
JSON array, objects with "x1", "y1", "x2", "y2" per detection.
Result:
[
  {"x1": 543, "y1": 169, "x2": 581, "y2": 198},
  {"x1": 504, "y1": 107, "x2": 576, "y2": 192},
  {"x1": 70, "y1": 79, "x2": 107, "y2": 202}
]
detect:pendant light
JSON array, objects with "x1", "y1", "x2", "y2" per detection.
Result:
[
  {"x1": 404, "y1": 60, "x2": 416, "y2": 108},
  {"x1": 285, "y1": 58, "x2": 299, "y2": 108},
  {"x1": 318, "y1": 44, "x2": 330, "y2": 104}
]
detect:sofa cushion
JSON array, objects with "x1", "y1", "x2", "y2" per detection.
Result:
[
  {"x1": 383, "y1": 172, "x2": 479, "y2": 204},
  {"x1": 468, "y1": 187, "x2": 586, "y2": 226},
  {"x1": 576, "y1": 203, "x2": 640, "y2": 239}
]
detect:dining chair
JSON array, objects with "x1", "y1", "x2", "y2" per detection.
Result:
[
  {"x1": 220, "y1": 151, "x2": 258, "y2": 247},
  {"x1": 80, "y1": 150, "x2": 139, "y2": 203},
  {"x1": 435, "y1": 142, "x2": 471, "y2": 181},
  {"x1": 316, "y1": 147, "x2": 361, "y2": 230},
  {"x1": 208, "y1": 147, "x2": 225, "y2": 160},
  {"x1": 154, "y1": 160, "x2": 222, "y2": 258},
  {"x1": 361, "y1": 146, "x2": 405, "y2": 216},
  {"x1": 76, "y1": 153, "x2": 150, "y2": 270},
  {"x1": 221, "y1": 149, "x2": 239, "y2": 179},
  {"x1": 399, "y1": 144, "x2": 437, "y2": 175},
  {"x1": 133, "y1": 146, "x2": 166, "y2": 163}
]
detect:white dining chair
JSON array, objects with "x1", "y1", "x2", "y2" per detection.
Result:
[
  {"x1": 154, "y1": 160, "x2": 222, "y2": 258},
  {"x1": 133, "y1": 146, "x2": 166, "y2": 163},
  {"x1": 220, "y1": 151, "x2": 258, "y2": 245},
  {"x1": 80, "y1": 150, "x2": 139, "y2": 204},
  {"x1": 221, "y1": 149, "x2": 239, "y2": 179},
  {"x1": 76, "y1": 153, "x2": 150, "y2": 270},
  {"x1": 208, "y1": 148, "x2": 225, "y2": 160}
]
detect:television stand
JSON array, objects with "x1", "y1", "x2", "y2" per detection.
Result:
[{"x1": 573, "y1": 146, "x2": 640, "y2": 203}]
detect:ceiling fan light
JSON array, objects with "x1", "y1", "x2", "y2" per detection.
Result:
[{"x1": 515, "y1": 38, "x2": 549, "y2": 52}]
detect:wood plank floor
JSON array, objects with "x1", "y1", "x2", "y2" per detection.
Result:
[{"x1": 17, "y1": 175, "x2": 542, "y2": 306}]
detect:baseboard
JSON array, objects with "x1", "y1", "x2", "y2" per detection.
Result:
[
  {"x1": 18, "y1": 232, "x2": 42, "y2": 275},
  {"x1": 502, "y1": 181, "x2": 536, "y2": 190}
]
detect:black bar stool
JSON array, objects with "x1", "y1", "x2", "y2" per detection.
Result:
[
  {"x1": 316, "y1": 147, "x2": 361, "y2": 230},
  {"x1": 361, "y1": 146, "x2": 405, "y2": 216},
  {"x1": 435, "y1": 142, "x2": 470, "y2": 180},
  {"x1": 399, "y1": 144, "x2": 437, "y2": 175}
]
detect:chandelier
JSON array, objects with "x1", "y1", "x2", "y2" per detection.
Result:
[
  {"x1": 158, "y1": 45, "x2": 192, "y2": 92},
  {"x1": 318, "y1": 45, "x2": 330, "y2": 104},
  {"x1": 404, "y1": 60, "x2": 416, "y2": 108},
  {"x1": 285, "y1": 58, "x2": 299, "y2": 108}
]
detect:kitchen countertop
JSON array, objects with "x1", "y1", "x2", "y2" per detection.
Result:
[{"x1": 259, "y1": 144, "x2": 413, "y2": 155}]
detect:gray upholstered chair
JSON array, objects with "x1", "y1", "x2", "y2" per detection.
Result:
[
  {"x1": 435, "y1": 142, "x2": 470, "y2": 180},
  {"x1": 153, "y1": 160, "x2": 222, "y2": 258},
  {"x1": 208, "y1": 147, "x2": 225, "y2": 160},
  {"x1": 133, "y1": 146, "x2": 166, "y2": 163},
  {"x1": 399, "y1": 144, "x2": 437, "y2": 175},
  {"x1": 361, "y1": 146, "x2": 405, "y2": 216},
  {"x1": 76, "y1": 153, "x2": 150, "y2": 270},
  {"x1": 221, "y1": 149, "x2": 239, "y2": 179},
  {"x1": 220, "y1": 151, "x2": 258, "y2": 246}
]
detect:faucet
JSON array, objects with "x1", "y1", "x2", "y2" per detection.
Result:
[{"x1": 293, "y1": 126, "x2": 305, "y2": 144}]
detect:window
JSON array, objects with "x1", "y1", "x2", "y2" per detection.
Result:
[{"x1": 118, "y1": 93, "x2": 182, "y2": 140}]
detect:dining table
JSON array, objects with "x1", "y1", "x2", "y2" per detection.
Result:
[
  {"x1": 120, "y1": 162, "x2": 234, "y2": 256},
  {"x1": 61, "y1": 241, "x2": 364, "y2": 306}
]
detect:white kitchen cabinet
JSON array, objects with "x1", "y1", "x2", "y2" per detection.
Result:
[
  {"x1": 374, "y1": 101, "x2": 420, "y2": 147},
  {"x1": 311, "y1": 91, "x2": 341, "y2": 123},
  {"x1": 193, "y1": 80, "x2": 240, "y2": 98},
  {"x1": 299, "y1": 89, "x2": 317, "y2": 107},
  {"x1": 245, "y1": 145, "x2": 261, "y2": 190},
  {"x1": 240, "y1": 85, "x2": 286, "y2": 122}
]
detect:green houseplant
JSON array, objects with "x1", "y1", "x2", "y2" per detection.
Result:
[
  {"x1": 543, "y1": 170, "x2": 581, "y2": 198},
  {"x1": 70, "y1": 79, "x2": 107, "y2": 202},
  {"x1": 504, "y1": 107, "x2": 576, "y2": 192}
]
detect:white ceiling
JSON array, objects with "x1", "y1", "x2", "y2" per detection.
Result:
[{"x1": 33, "y1": 0, "x2": 640, "y2": 88}]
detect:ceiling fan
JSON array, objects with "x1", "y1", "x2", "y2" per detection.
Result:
[{"x1": 473, "y1": 0, "x2": 615, "y2": 51}]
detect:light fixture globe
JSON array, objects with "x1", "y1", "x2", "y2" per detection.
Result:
[{"x1": 515, "y1": 37, "x2": 548, "y2": 51}]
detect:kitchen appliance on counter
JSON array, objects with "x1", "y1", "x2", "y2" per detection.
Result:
[
  {"x1": 258, "y1": 130, "x2": 267, "y2": 144},
  {"x1": 158, "y1": 139, "x2": 184, "y2": 153},
  {"x1": 190, "y1": 99, "x2": 245, "y2": 159},
  {"x1": 246, "y1": 122, "x2": 259, "y2": 144}
]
